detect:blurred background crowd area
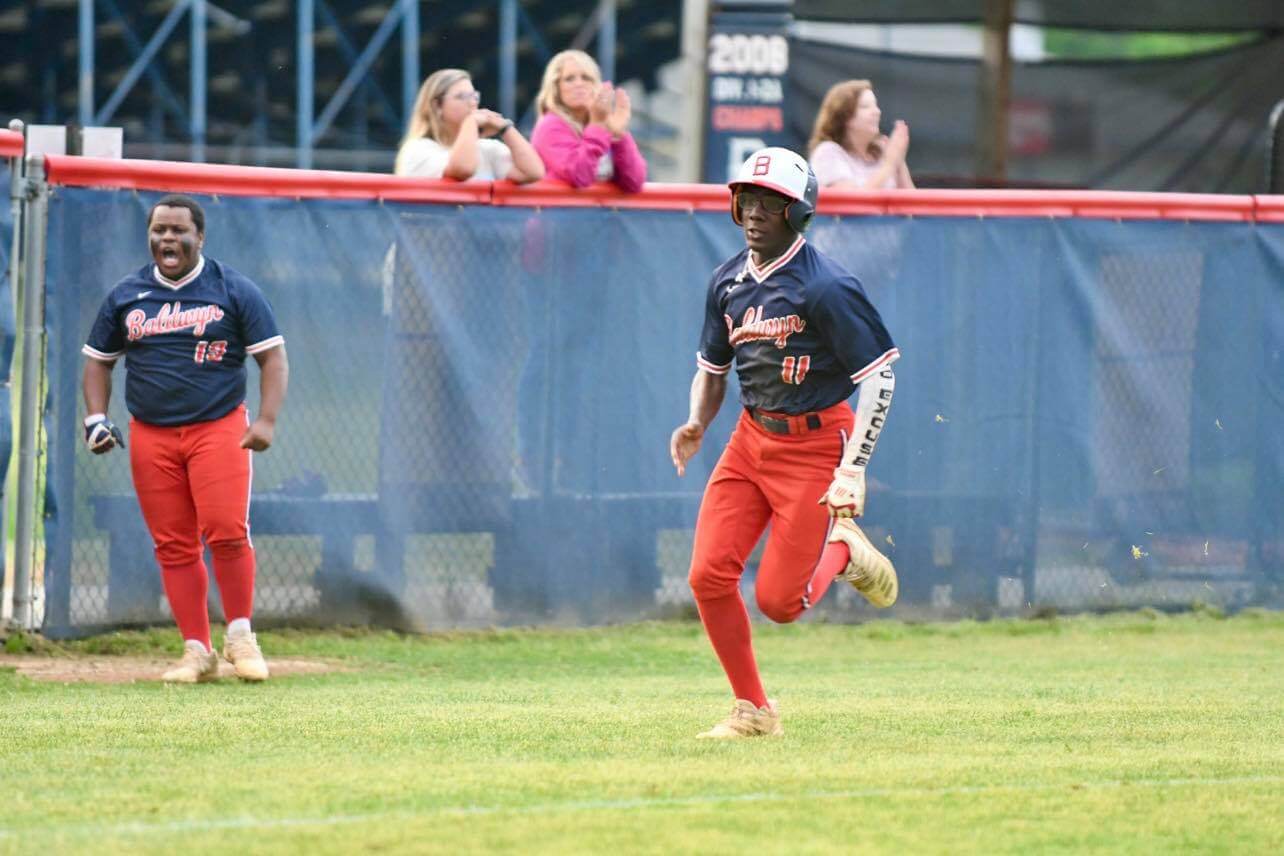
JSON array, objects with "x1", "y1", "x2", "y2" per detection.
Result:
[{"x1": 3, "y1": 0, "x2": 1283, "y2": 191}]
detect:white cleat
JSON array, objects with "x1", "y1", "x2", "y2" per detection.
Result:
[
  {"x1": 162, "y1": 640, "x2": 220, "y2": 683},
  {"x1": 222, "y1": 629, "x2": 270, "y2": 682},
  {"x1": 829, "y1": 518, "x2": 899, "y2": 607}
]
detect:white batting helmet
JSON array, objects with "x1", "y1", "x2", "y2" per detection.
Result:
[{"x1": 728, "y1": 146, "x2": 819, "y2": 233}]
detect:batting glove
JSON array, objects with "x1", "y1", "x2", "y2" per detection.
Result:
[
  {"x1": 819, "y1": 466, "x2": 865, "y2": 518},
  {"x1": 84, "y1": 414, "x2": 125, "y2": 454}
]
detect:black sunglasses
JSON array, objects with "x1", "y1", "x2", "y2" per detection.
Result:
[{"x1": 735, "y1": 188, "x2": 790, "y2": 215}]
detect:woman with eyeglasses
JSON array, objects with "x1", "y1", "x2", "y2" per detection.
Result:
[
  {"x1": 530, "y1": 50, "x2": 647, "y2": 192},
  {"x1": 395, "y1": 68, "x2": 544, "y2": 182},
  {"x1": 808, "y1": 79, "x2": 914, "y2": 190}
]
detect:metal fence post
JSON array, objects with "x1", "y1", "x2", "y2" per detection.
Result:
[
  {"x1": 5, "y1": 120, "x2": 21, "y2": 323},
  {"x1": 12, "y1": 154, "x2": 49, "y2": 631},
  {"x1": 3, "y1": 120, "x2": 24, "y2": 626}
]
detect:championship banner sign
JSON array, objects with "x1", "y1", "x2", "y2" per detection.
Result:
[{"x1": 702, "y1": 9, "x2": 793, "y2": 183}]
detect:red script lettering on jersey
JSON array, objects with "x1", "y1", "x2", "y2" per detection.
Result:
[
  {"x1": 725, "y1": 305, "x2": 806, "y2": 349},
  {"x1": 125, "y1": 302, "x2": 225, "y2": 340}
]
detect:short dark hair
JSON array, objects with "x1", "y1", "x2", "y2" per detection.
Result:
[{"x1": 149, "y1": 194, "x2": 206, "y2": 234}]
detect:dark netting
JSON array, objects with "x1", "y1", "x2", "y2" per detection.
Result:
[
  {"x1": 1270, "y1": 100, "x2": 1284, "y2": 193},
  {"x1": 786, "y1": 36, "x2": 1284, "y2": 192},
  {"x1": 792, "y1": 1, "x2": 1284, "y2": 31},
  {"x1": 36, "y1": 189, "x2": 1284, "y2": 635}
]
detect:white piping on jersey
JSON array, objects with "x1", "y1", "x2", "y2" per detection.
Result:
[
  {"x1": 152, "y1": 255, "x2": 206, "y2": 290},
  {"x1": 739, "y1": 234, "x2": 806, "y2": 285},
  {"x1": 696, "y1": 236, "x2": 807, "y2": 374},
  {"x1": 81, "y1": 344, "x2": 124, "y2": 362},
  {"x1": 245, "y1": 335, "x2": 285, "y2": 355},
  {"x1": 850, "y1": 347, "x2": 901, "y2": 385},
  {"x1": 802, "y1": 425, "x2": 849, "y2": 610},
  {"x1": 696, "y1": 352, "x2": 731, "y2": 375}
]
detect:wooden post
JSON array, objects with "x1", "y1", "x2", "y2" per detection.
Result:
[{"x1": 978, "y1": 0, "x2": 1014, "y2": 184}]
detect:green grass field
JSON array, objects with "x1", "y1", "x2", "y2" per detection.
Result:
[{"x1": 2, "y1": 610, "x2": 1282, "y2": 854}]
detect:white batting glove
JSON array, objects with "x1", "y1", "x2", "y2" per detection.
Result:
[
  {"x1": 818, "y1": 466, "x2": 866, "y2": 518},
  {"x1": 84, "y1": 414, "x2": 125, "y2": 454}
]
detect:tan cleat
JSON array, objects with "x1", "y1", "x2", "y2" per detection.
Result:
[
  {"x1": 829, "y1": 518, "x2": 899, "y2": 607},
  {"x1": 697, "y1": 699, "x2": 783, "y2": 739},
  {"x1": 162, "y1": 640, "x2": 220, "y2": 683},
  {"x1": 222, "y1": 629, "x2": 270, "y2": 682}
]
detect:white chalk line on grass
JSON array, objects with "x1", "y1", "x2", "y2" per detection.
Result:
[{"x1": 4, "y1": 774, "x2": 1282, "y2": 841}]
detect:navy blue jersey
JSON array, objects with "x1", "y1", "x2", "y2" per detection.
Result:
[
  {"x1": 697, "y1": 236, "x2": 898, "y2": 414},
  {"x1": 83, "y1": 257, "x2": 284, "y2": 426}
]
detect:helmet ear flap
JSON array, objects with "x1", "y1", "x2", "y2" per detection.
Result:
[
  {"x1": 785, "y1": 168, "x2": 819, "y2": 232},
  {"x1": 784, "y1": 201, "x2": 814, "y2": 233}
]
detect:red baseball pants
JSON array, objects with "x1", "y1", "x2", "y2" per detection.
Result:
[
  {"x1": 688, "y1": 401, "x2": 853, "y2": 706},
  {"x1": 129, "y1": 404, "x2": 256, "y2": 647}
]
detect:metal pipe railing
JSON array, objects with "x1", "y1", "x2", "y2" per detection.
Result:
[
  {"x1": 11, "y1": 154, "x2": 49, "y2": 631},
  {"x1": 3, "y1": 120, "x2": 24, "y2": 627}
]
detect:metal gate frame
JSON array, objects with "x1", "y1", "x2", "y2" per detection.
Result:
[{"x1": 3, "y1": 125, "x2": 50, "y2": 631}]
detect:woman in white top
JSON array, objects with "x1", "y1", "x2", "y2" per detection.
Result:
[
  {"x1": 395, "y1": 68, "x2": 544, "y2": 182},
  {"x1": 808, "y1": 79, "x2": 914, "y2": 190}
]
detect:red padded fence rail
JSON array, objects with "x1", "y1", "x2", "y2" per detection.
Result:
[
  {"x1": 491, "y1": 180, "x2": 730, "y2": 211},
  {"x1": 36, "y1": 153, "x2": 1278, "y2": 221},
  {"x1": 0, "y1": 129, "x2": 23, "y2": 158},
  {"x1": 818, "y1": 188, "x2": 1256, "y2": 221},
  {"x1": 1255, "y1": 195, "x2": 1284, "y2": 223},
  {"x1": 42, "y1": 155, "x2": 492, "y2": 204}
]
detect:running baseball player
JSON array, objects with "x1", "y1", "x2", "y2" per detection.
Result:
[
  {"x1": 670, "y1": 146, "x2": 899, "y2": 738},
  {"x1": 82, "y1": 194, "x2": 288, "y2": 683}
]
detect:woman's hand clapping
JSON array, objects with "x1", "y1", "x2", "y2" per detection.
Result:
[
  {"x1": 605, "y1": 86, "x2": 631, "y2": 137},
  {"x1": 882, "y1": 120, "x2": 910, "y2": 164},
  {"x1": 589, "y1": 83, "x2": 631, "y2": 138}
]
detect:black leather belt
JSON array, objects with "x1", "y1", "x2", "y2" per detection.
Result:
[{"x1": 747, "y1": 408, "x2": 824, "y2": 435}]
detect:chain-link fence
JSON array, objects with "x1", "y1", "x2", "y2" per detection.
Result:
[{"x1": 31, "y1": 187, "x2": 1284, "y2": 635}]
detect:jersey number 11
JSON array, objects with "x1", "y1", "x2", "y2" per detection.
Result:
[{"x1": 781, "y1": 355, "x2": 810, "y2": 385}]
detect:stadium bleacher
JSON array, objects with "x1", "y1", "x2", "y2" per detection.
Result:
[{"x1": 0, "y1": 1, "x2": 681, "y2": 169}]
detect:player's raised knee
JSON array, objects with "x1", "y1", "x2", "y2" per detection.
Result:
[{"x1": 755, "y1": 590, "x2": 803, "y2": 625}]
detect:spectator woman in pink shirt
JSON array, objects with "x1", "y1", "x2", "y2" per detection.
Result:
[
  {"x1": 808, "y1": 80, "x2": 914, "y2": 190},
  {"x1": 531, "y1": 50, "x2": 647, "y2": 192}
]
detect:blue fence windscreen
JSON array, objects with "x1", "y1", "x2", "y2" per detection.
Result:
[{"x1": 37, "y1": 188, "x2": 1284, "y2": 635}]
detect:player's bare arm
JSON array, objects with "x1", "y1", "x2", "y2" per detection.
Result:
[
  {"x1": 820, "y1": 364, "x2": 895, "y2": 517},
  {"x1": 671, "y1": 368, "x2": 726, "y2": 477},
  {"x1": 81, "y1": 357, "x2": 124, "y2": 454},
  {"x1": 241, "y1": 345, "x2": 289, "y2": 452},
  {"x1": 82, "y1": 357, "x2": 114, "y2": 416}
]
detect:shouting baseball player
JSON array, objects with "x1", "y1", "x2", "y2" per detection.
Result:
[
  {"x1": 670, "y1": 147, "x2": 899, "y2": 738},
  {"x1": 82, "y1": 194, "x2": 288, "y2": 683}
]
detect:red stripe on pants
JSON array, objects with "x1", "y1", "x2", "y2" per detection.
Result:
[{"x1": 129, "y1": 404, "x2": 257, "y2": 632}]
